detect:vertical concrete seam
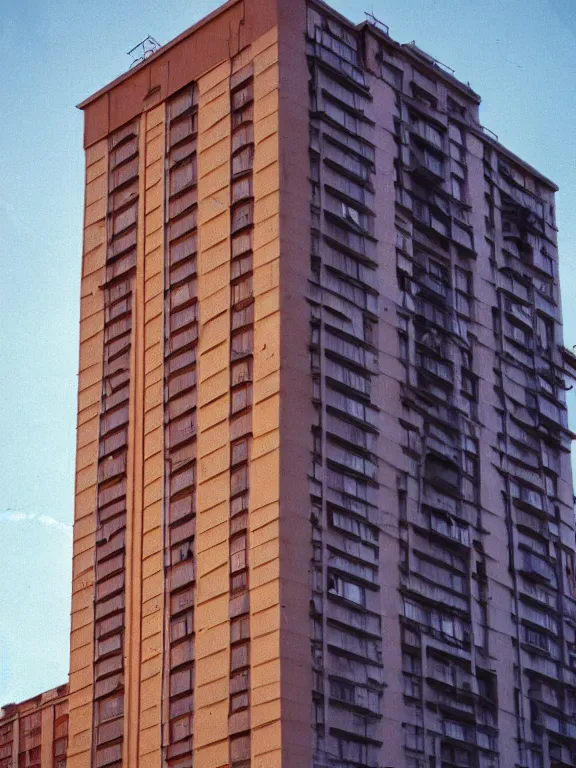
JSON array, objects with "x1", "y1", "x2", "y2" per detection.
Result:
[{"x1": 228, "y1": 54, "x2": 255, "y2": 768}]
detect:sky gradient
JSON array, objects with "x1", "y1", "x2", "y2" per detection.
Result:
[{"x1": 0, "y1": 0, "x2": 575, "y2": 704}]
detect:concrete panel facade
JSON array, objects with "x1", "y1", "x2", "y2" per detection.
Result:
[{"x1": 5, "y1": 2, "x2": 575, "y2": 768}]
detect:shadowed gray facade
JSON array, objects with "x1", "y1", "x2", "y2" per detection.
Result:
[
  {"x1": 304, "y1": 3, "x2": 576, "y2": 768},
  {"x1": 2, "y1": 1, "x2": 575, "y2": 767}
]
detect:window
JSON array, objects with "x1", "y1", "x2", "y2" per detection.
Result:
[
  {"x1": 170, "y1": 158, "x2": 196, "y2": 195},
  {"x1": 534, "y1": 249, "x2": 554, "y2": 276},
  {"x1": 536, "y1": 315, "x2": 554, "y2": 351},
  {"x1": 232, "y1": 276, "x2": 253, "y2": 307},
  {"x1": 230, "y1": 692, "x2": 249, "y2": 712},
  {"x1": 99, "y1": 695, "x2": 123, "y2": 722},
  {"x1": 336, "y1": 175, "x2": 367, "y2": 204},
  {"x1": 170, "y1": 113, "x2": 198, "y2": 147},
  {"x1": 448, "y1": 123, "x2": 464, "y2": 144},
  {"x1": 230, "y1": 329, "x2": 253, "y2": 360},
  {"x1": 429, "y1": 510, "x2": 467, "y2": 543},
  {"x1": 231, "y1": 254, "x2": 252, "y2": 283},
  {"x1": 231, "y1": 123, "x2": 254, "y2": 153},
  {"x1": 399, "y1": 332, "x2": 409, "y2": 361},
  {"x1": 230, "y1": 465, "x2": 248, "y2": 498},
  {"x1": 452, "y1": 222, "x2": 473, "y2": 250},
  {"x1": 405, "y1": 725, "x2": 424, "y2": 751},
  {"x1": 454, "y1": 267, "x2": 472, "y2": 318},
  {"x1": 425, "y1": 454, "x2": 459, "y2": 488},
  {"x1": 231, "y1": 231, "x2": 252, "y2": 260},
  {"x1": 442, "y1": 745, "x2": 471, "y2": 766},
  {"x1": 451, "y1": 175, "x2": 463, "y2": 201},
  {"x1": 485, "y1": 193, "x2": 495, "y2": 226},
  {"x1": 327, "y1": 573, "x2": 365, "y2": 605},
  {"x1": 463, "y1": 453, "x2": 477, "y2": 478},
  {"x1": 454, "y1": 292, "x2": 470, "y2": 316},
  {"x1": 336, "y1": 737, "x2": 369, "y2": 764},
  {"x1": 429, "y1": 259, "x2": 449, "y2": 282},
  {"x1": 426, "y1": 123, "x2": 443, "y2": 148},
  {"x1": 415, "y1": 557, "x2": 466, "y2": 593},
  {"x1": 231, "y1": 304, "x2": 254, "y2": 333},
  {"x1": 232, "y1": 102, "x2": 254, "y2": 128},
  {"x1": 341, "y1": 201, "x2": 360, "y2": 226},
  {"x1": 447, "y1": 97, "x2": 466, "y2": 118},
  {"x1": 423, "y1": 148, "x2": 443, "y2": 176},
  {"x1": 404, "y1": 677, "x2": 421, "y2": 698},
  {"x1": 231, "y1": 177, "x2": 252, "y2": 204},
  {"x1": 232, "y1": 146, "x2": 254, "y2": 177},
  {"x1": 231, "y1": 202, "x2": 253, "y2": 233},
  {"x1": 509, "y1": 323, "x2": 531, "y2": 347},
  {"x1": 231, "y1": 83, "x2": 254, "y2": 111},
  {"x1": 524, "y1": 626, "x2": 551, "y2": 651},
  {"x1": 412, "y1": 197, "x2": 430, "y2": 225},
  {"x1": 330, "y1": 679, "x2": 355, "y2": 702},
  {"x1": 450, "y1": 142, "x2": 465, "y2": 163},
  {"x1": 231, "y1": 439, "x2": 249, "y2": 467},
  {"x1": 545, "y1": 474, "x2": 557, "y2": 498},
  {"x1": 454, "y1": 266, "x2": 471, "y2": 292},
  {"x1": 403, "y1": 653, "x2": 421, "y2": 675},
  {"x1": 543, "y1": 446, "x2": 560, "y2": 473},
  {"x1": 443, "y1": 719, "x2": 471, "y2": 742},
  {"x1": 324, "y1": 99, "x2": 358, "y2": 133},
  {"x1": 462, "y1": 370, "x2": 477, "y2": 399},
  {"x1": 510, "y1": 480, "x2": 544, "y2": 510},
  {"x1": 231, "y1": 359, "x2": 252, "y2": 388},
  {"x1": 535, "y1": 278, "x2": 553, "y2": 299},
  {"x1": 417, "y1": 353, "x2": 452, "y2": 382},
  {"x1": 412, "y1": 82, "x2": 437, "y2": 108}
]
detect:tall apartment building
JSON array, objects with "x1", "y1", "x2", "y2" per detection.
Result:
[{"x1": 3, "y1": 0, "x2": 576, "y2": 767}]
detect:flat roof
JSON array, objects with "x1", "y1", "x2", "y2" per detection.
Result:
[
  {"x1": 77, "y1": 0, "x2": 241, "y2": 110},
  {"x1": 77, "y1": 0, "x2": 558, "y2": 191}
]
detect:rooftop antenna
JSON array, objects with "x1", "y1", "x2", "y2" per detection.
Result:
[
  {"x1": 127, "y1": 35, "x2": 161, "y2": 69},
  {"x1": 364, "y1": 11, "x2": 389, "y2": 35}
]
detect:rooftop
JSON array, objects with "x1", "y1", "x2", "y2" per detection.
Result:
[{"x1": 77, "y1": 0, "x2": 557, "y2": 188}]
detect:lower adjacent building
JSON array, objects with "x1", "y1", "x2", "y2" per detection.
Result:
[
  {"x1": 0, "y1": 686, "x2": 68, "y2": 768},
  {"x1": 4, "y1": 0, "x2": 576, "y2": 766}
]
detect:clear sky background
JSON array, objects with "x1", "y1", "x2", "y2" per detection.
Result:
[{"x1": 0, "y1": 0, "x2": 575, "y2": 704}]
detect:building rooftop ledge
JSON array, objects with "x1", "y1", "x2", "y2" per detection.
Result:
[{"x1": 76, "y1": 0, "x2": 241, "y2": 110}]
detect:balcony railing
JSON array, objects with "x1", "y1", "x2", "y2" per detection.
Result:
[{"x1": 419, "y1": 272, "x2": 450, "y2": 299}]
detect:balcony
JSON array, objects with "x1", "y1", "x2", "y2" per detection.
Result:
[
  {"x1": 428, "y1": 663, "x2": 474, "y2": 695},
  {"x1": 523, "y1": 651, "x2": 559, "y2": 680},
  {"x1": 497, "y1": 270, "x2": 530, "y2": 301},
  {"x1": 417, "y1": 353, "x2": 454, "y2": 385},
  {"x1": 538, "y1": 396, "x2": 567, "y2": 429},
  {"x1": 504, "y1": 299, "x2": 532, "y2": 327},
  {"x1": 418, "y1": 272, "x2": 450, "y2": 300},
  {"x1": 532, "y1": 249, "x2": 554, "y2": 277},
  {"x1": 520, "y1": 551, "x2": 556, "y2": 583},
  {"x1": 410, "y1": 148, "x2": 445, "y2": 185},
  {"x1": 429, "y1": 515, "x2": 470, "y2": 546},
  {"x1": 403, "y1": 574, "x2": 468, "y2": 612},
  {"x1": 509, "y1": 462, "x2": 542, "y2": 489},
  {"x1": 409, "y1": 119, "x2": 445, "y2": 151},
  {"x1": 515, "y1": 508, "x2": 547, "y2": 536},
  {"x1": 549, "y1": 744, "x2": 575, "y2": 766},
  {"x1": 535, "y1": 292, "x2": 557, "y2": 319},
  {"x1": 529, "y1": 683, "x2": 561, "y2": 709},
  {"x1": 451, "y1": 221, "x2": 475, "y2": 255}
]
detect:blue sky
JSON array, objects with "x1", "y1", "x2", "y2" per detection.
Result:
[{"x1": 0, "y1": 0, "x2": 574, "y2": 704}]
